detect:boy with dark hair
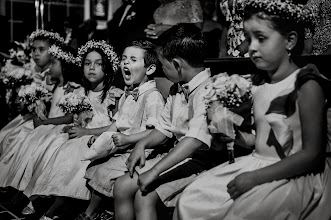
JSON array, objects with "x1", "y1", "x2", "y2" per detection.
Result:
[{"x1": 114, "y1": 23, "x2": 219, "y2": 220}]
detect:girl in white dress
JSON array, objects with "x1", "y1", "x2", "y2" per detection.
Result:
[
  {"x1": 25, "y1": 40, "x2": 123, "y2": 220},
  {"x1": 174, "y1": 0, "x2": 331, "y2": 219},
  {"x1": 0, "y1": 30, "x2": 64, "y2": 157},
  {"x1": 0, "y1": 44, "x2": 83, "y2": 215},
  {"x1": 0, "y1": 45, "x2": 81, "y2": 190}
]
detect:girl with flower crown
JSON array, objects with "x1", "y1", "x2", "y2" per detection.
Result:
[
  {"x1": 173, "y1": 0, "x2": 331, "y2": 219},
  {"x1": 0, "y1": 44, "x2": 84, "y2": 214},
  {"x1": 22, "y1": 40, "x2": 123, "y2": 220},
  {"x1": 0, "y1": 30, "x2": 65, "y2": 157}
]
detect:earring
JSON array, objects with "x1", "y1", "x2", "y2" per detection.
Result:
[{"x1": 287, "y1": 47, "x2": 292, "y2": 58}]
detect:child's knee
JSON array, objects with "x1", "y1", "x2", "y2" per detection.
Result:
[
  {"x1": 134, "y1": 190, "x2": 159, "y2": 211},
  {"x1": 114, "y1": 174, "x2": 137, "y2": 199}
]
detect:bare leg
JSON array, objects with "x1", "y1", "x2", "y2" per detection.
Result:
[
  {"x1": 134, "y1": 189, "x2": 160, "y2": 220},
  {"x1": 85, "y1": 190, "x2": 104, "y2": 218},
  {"x1": 114, "y1": 173, "x2": 140, "y2": 220},
  {"x1": 44, "y1": 196, "x2": 67, "y2": 218}
]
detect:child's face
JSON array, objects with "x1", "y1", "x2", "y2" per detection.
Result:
[
  {"x1": 16, "y1": 50, "x2": 26, "y2": 63},
  {"x1": 83, "y1": 51, "x2": 105, "y2": 86},
  {"x1": 244, "y1": 16, "x2": 288, "y2": 72},
  {"x1": 8, "y1": 48, "x2": 16, "y2": 59},
  {"x1": 157, "y1": 54, "x2": 181, "y2": 83},
  {"x1": 121, "y1": 46, "x2": 148, "y2": 86},
  {"x1": 31, "y1": 40, "x2": 52, "y2": 68},
  {"x1": 49, "y1": 58, "x2": 62, "y2": 81}
]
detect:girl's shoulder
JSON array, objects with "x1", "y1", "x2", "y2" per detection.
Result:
[{"x1": 296, "y1": 64, "x2": 331, "y2": 97}]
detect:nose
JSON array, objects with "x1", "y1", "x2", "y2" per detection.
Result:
[
  {"x1": 89, "y1": 62, "x2": 95, "y2": 70},
  {"x1": 248, "y1": 39, "x2": 257, "y2": 55}
]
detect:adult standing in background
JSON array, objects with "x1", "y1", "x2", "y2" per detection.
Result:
[
  {"x1": 304, "y1": 0, "x2": 331, "y2": 55},
  {"x1": 144, "y1": 0, "x2": 203, "y2": 40},
  {"x1": 107, "y1": 0, "x2": 160, "y2": 54}
]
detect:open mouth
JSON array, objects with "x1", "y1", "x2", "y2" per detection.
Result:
[{"x1": 123, "y1": 67, "x2": 131, "y2": 80}]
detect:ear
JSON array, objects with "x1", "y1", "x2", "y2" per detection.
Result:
[
  {"x1": 146, "y1": 64, "x2": 156, "y2": 76},
  {"x1": 286, "y1": 31, "x2": 298, "y2": 51},
  {"x1": 172, "y1": 58, "x2": 182, "y2": 72}
]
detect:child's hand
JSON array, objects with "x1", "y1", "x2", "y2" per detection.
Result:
[
  {"x1": 227, "y1": 171, "x2": 258, "y2": 200},
  {"x1": 138, "y1": 168, "x2": 159, "y2": 194},
  {"x1": 33, "y1": 117, "x2": 43, "y2": 128},
  {"x1": 126, "y1": 144, "x2": 146, "y2": 177},
  {"x1": 68, "y1": 126, "x2": 88, "y2": 139},
  {"x1": 112, "y1": 133, "x2": 129, "y2": 148},
  {"x1": 62, "y1": 125, "x2": 72, "y2": 133}
]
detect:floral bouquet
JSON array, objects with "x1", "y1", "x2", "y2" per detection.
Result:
[
  {"x1": 1, "y1": 68, "x2": 34, "y2": 109},
  {"x1": 2, "y1": 68, "x2": 34, "y2": 88},
  {"x1": 18, "y1": 83, "x2": 51, "y2": 119},
  {"x1": 56, "y1": 92, "x2": 94, "y2": 128},
  {"x1": 204, "y1": 72, "x2": 253, "y2": 163}
]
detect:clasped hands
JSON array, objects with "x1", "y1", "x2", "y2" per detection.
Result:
[{"x1": 62, "y1": 125, "x2": 89, "y2": 139}]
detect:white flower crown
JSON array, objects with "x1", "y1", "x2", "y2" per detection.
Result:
[
  {"x1": 244, "y1": 0, "x2": 315, "y2": 26},
  {"x1": 48, "y1": 45, "x2": 77, "y2": 65},
  {"x1": 76, "y1": 40, "x2": 120, "y2": 72},
  {"x1": 29, "y1": 29, "x2": 65, "y2": 45}
]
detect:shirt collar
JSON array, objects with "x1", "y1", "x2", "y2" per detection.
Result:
[
  {"x1": 182, "y1": 68, "x2": 211, "y2": 94},
  {"x1": 125, "y1": 80, "x2": 157, "y2": 96}
]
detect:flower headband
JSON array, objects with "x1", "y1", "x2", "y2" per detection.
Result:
[
  {"x1": 76, "y1": 40, "x2": 120, "y2": 72},
  {"x1": 244, "y1": 0, "x2": 315, "y2": 26},
  {"x1": 29, "y1": 29, "x2": 65, "y2": 45},
  {"x1": 48, "y1": 45, "x2": 77, "y2": 65}
]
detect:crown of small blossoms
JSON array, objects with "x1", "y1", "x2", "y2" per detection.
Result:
[
  {"x1": 244, "y1": 0, "x2": 315, "y2": 26},
  {"x1": 76, "y1": 40, "x2": 120, "y2": 72},
  {"x1": 48, "y1": 45, "x2": 77, "y2": 65},
  {"x1": 29, "y1": 29, "x2": 65, "y2": 45}
]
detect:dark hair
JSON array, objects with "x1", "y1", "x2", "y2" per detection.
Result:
[
  {"x1": 81, "y1": 48, "x2": 116, "y2": 103},
  {"x1": 156, "y1": 23, "x2": 207, "y2": 68},
  {"x1": 127, "y1": 40, "x2": 159, "y2": 68},
  {"x1": 244, "y1": 6, "x2": 305, "y2": 57}
]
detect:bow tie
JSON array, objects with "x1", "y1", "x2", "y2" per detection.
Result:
[
  {"x1": 125, "y1": 86, "x2": 139, "y2": 101},
  {"x1": 177, "y1": 83, "x2": 190, "y2": 101}
]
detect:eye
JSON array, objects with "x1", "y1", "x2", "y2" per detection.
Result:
[
  {"x1": 84, "y1": 61, "x2": 91, "y2": 66},
  {"x1": 95, "y1": 61, "x2": 102, "y2": 66},
  {"x1": 257, "y1": 36, "x2": 266, "y2": 43}
]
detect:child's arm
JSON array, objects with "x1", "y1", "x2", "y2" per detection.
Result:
[
  {"x1": 68, "y1": 124, "x2": 113, "y2": 139},
  {"x1": 112, "y1": 129, "x2": 153, "y2": 150},
  {"x1": 33, "y1": 114, "x2": 74, "y2": 128},
  {"x1": 127, "y1": 129, "x2": 169, "y2": 176},
  {"x1": 227, "y1": 80, "x2": 326, "y2": 200},
  {"x1": 138, "y1": 137, "x2": 206, "y2": 193}
]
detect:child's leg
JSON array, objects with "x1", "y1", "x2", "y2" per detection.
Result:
[
  {"x1": 114, "y1": 173, "x2": 140, "y2": 220},
  {"x1": 134, "y1": 189, "x2": 160, "y2": 220},
  {"x1": 84, "y1": 190, "x2": 105, "y2": 218},
  {"x1": 44, "y1": 196, "x2": 69, "y2": 218}
]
